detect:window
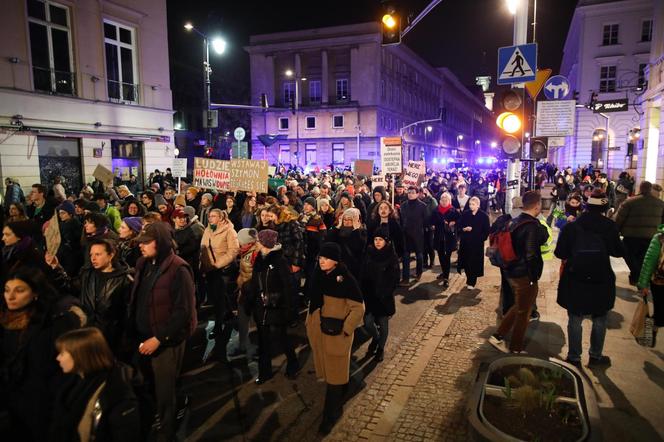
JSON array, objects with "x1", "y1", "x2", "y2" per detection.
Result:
[
  {"x1": 332, "y1": 143, "x2": 344, "y2": 164},
  {"x1": 305, "y1": 143, "x2": 316, "y2": 164},
  {"x1": 599, "y1": 66, "x2": 617, "y2": 92},
  {"x1": 333, "y1": 115, "x2": 344, "y2": 128},
  {"x1": 336, "y1": 78, "x2": 349, "y2": 101},
  {"x1": 283, "y1": 82, "x2": 295, "y2": 104},
  {"x1": 380, "y1": 80, "x2": 385, "y2": 99},
  {"x1": 279, "y1": 144, "x2": 290, "y2": 163},
  {"x1": 27, "y1": 0, "x2": 75, "y2": 94},
  {"x1": 279, "y1": 117, "x2": 289, "y2": 130},
  {"x1": 309, "y1": 80, "x2": 321, "y2": 104},
  {"x1": 104, "y1": 20, "x2": 138, "y2": 103},
  {"x1": 638, "y1": 63, "x2": 648, "y2": 89},
  {"x1": 602, "y1": 24, "x2": 619, "y2": 45},
  {"x1": 641, "y1": 19, "x2": 653, "y2": 42},
  {"x1": 306, "y1": 116, "x2": 316, "y2": 129}
]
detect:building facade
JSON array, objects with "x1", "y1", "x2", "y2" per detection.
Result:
[
  {"x1": 0, "y1": 0, "x2": 175, "y2": 196},
  {"x1": 246, "y1": 22, "x2": 496, "y2": 170},
  {"x1": 556, "y1": 0, "x2": 654, "y2": 179}
]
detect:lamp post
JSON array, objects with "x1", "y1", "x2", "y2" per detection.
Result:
[
  {"x1": 184, "y1": 23, "x2": 227, "y2": 149},
  {"x1": 285, "y1": 70, "x2": 307, "y2": 166}
]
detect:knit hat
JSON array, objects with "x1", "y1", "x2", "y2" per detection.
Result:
[
  {"x1": 84, "y1": 201, "x2": 100, "y2": 212},
  {"x1": 238, "y1": 228, "x2": 258, "y2": 246},
  {"x1": 154, "y1": 193, "x2": 167, "y2": 208},
  {"x1": 257, "y1": 229, "x2": 278, "y2": 249},
  {"x1": 373, "y1": 225, "x2": 391, "y2": 242},
  {"x1": 172, "y1": 208, "x2": 187, "y2": 219},
  {"x1": 304, "y1": 197, "x2": 317, "y2": 209},
  {"x1": 319, "y1": 242, "x2": 341, "y2": 262},
  {"x1": 202, "y1": 193, "x2": 213, "y2": 202},
  {"x1": 123, "y1": 216, "x2": 143, "y2": 234},
  {"x1": 317, "y1": 198, "x2": 331, "y2": 211},
  {"x1": 57, "y1": 201, "x2": 75, "y2": 216},
  {"x1": 183, "y1": 206, "x2": 196, "y2": 219},
  {"x1": 174, "y1": 194, "x2": 186, "y2": 207}
]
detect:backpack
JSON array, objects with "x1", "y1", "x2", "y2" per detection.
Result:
[
  {"x1": 486, "y1": 217, "x2": 537, "y2": 269},
  {"x1": 565, "y1": 223, "x2": 609, "y2": 283}
]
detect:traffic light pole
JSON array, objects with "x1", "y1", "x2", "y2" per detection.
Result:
[{"x1": 505, "y1": 1, "x2": 529, "y2": 215}]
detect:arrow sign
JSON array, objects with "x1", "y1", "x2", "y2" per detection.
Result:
[
  {"x1": 543, "y1": 75, "x2": 571, "y2": 100},
  {"x1": 525, "y1": 69, "x2": 552, "y2": 100}
]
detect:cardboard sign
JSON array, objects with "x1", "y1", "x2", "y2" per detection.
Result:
[
  {"x1": 193, "y1": 157, "x2": 230, "y2": 191},
  {"x1": 402, "y1": 160, "x2": 425, "y2": 187},
  {"x1": 381, "y1": 137, "x2": 403, "y2": 174},
  {"x1": 352, "y1": 159, "x2": 373, "y2": 177},
  {"x1": 268, "y1": 166, "x2": 277, "y2": 176},
  {"x1": 230, "y1": 159, "x2": 268, "y2": 193},
  {"x1": 44, "y1": 213, "x2": 61, "y2": 255},
  {"x1": 171, "y1": 158, "x2": 187, "y2": 178},
  {"x1": 92, "y1": 164, "x2": 114, "y2": 185}
]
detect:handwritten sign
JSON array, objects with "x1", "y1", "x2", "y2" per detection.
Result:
[
  {"x1": 371, "y1": 175, "x2": 387, "y2": 189},
  {"x1": 44, "y1": 213, "x2": 61, "y2": 255},
  {"x1": 230, "y1": 159, "x2": 268, "y2": 193},
  {"x1": 402, "y1": 160, "x2": 425, "y2": 187},
  {"x1": 380, "y1": 137, "x2": 403, "y2": 174},
  {"x1": 171, "y1": 158, "x2": 187, "y2": 178},
  {"x1": 193, "y1": 157, "x2": 230, "y2": 191},
  {"x1": 92, "y1": 164, "x2": 114, "y2": 185}
]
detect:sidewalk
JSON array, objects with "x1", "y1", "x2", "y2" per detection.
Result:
[{"x1": 328, "y1": 251, "x2": 664, "y2": 441}]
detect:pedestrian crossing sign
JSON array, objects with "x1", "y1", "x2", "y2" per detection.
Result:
[{"x1": 497, "y1": 43, "x2": 537, "y2": 85}]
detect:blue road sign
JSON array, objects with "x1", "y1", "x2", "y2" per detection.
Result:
[
  {"x1": 497, "y1": 43, "x2": 537, "y2": 85},
  {"x1": 543, "y1": 75, "x2": 571, "y2": 100}
]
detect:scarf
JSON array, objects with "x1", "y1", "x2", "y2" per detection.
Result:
[
  {"x1": 86, "y1": 225, "x2": 108, "y2": 239},
  {"x1": 210, "y1": 224, "x2": 217, "y2": 232},
  {"x1": 0, "y1": 307, "x2": 33, "y2": 330},
  {"x1": 437, "y1": 204, "x2": 452, "y2": 216}
]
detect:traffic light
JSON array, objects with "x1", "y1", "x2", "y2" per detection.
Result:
[
  {"x1": 530, "y1": 137, "x2": 548, "y2": 160},
  {"x1": 495, "y1": 89, "x2": 525, "y2": 159},
  {"x1": 204, "y1": 146, "x2": 215, "y2": 157},
  {"x1": 381, "y1": 7, "x2": 401, "y2": 46}
]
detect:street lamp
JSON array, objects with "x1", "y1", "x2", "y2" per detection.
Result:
[
  {"x1": 506, "y1": 0, "x2": 520, "y2": 14},
  {"x1": 285, "y1": 69, "x2": 307, "y2": 165},
  {"x1": 184, "y1": 22, "x2": 227, "y2": 149}
]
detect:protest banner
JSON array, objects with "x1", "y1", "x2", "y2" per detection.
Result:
[
  {"x1": 371, "y1": 175, "x2": 387, "y2": 189},
  {"x1": 230, "y1": 159, "x2": 268, "y2": 193},
  {"x1": 352, "y1": 159, "x2": 373, "y2": 177},
  {"x1": 193, "y1": 157, "x2": 230, "y2": 191},
  {"x1": 44, "y1": 213, "x2": 61, "y2": 255},
  {"x1": 402, "y1": 160, "x2": 425, "y2": 187},
  {"x1": 92, "y1": 164, "x2": 114, "y2": 185},
  {"x1": 171, "y1": 158, "x2": 187, "y2": 178},
  {"x1": 380, "y1": 136, "x2": 403, "y2": 174}
]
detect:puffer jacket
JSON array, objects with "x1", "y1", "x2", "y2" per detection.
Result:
[
  {"x1": 504, "y1": 213, "x2": 549, "y2": 283},
  {"x1": 637, "y1": 224, "x2": 664, "y2": 290},
  {"x1": 615, "y1": 194, "x2": 664, "y2": 239},
  {"x1": 200, "y1": 221, "x2": 239, "y2": 272}
]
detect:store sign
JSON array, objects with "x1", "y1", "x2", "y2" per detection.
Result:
[
  {"x1": 536, "y1": 100, "x2": 576, "y2": 137},
  {"x1": 593, "y1": 99, "x2": 629, "y2": 113},
  {"x1": 193, "y1": 157, "x2": 230, "y2": 191},
  {"x1": 230, "y1": 159, "x2": 268, "y2": 193},
  {"x1": 381, "y1": 137, "x2": 403, "y2": 174}
]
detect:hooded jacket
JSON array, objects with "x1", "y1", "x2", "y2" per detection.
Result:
[
  {"x1": 637, "y1": 224, "x2": 664, "y2": 290},
  {"x1": 615, "y1": 194, "x2": 664, "y2": 239}
]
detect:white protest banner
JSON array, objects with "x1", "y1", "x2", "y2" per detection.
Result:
[
  {"x1": 381, "y1": 137, "x2": 403, "y2": 174},
  {"x1": 371, "y1": 175, "x2": 387, "y2": 189},
  {"x1": 402, "y1": 160, "x2": 425, "y2": 187},
  {"x1": 230, "y1": 159, "x2": 269, "y2": 193},
  {"x1": 193, "y1": 157, "x2": 230, "y2": 191},
  {"x1": 171, "y1": 158, "x2": 187, "y2": 178}
]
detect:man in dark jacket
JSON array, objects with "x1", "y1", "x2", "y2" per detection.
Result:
[
  {"x1": 490, "y1": 191, "x2": 548, "y2": 353},
  {"x1": 554, "y1": 190, "x2": 625, "y2": 367},
  {"x1": 129, "y1": 221, "x2": 196, "y2": 441},
  {"x1": 615, "y1": 180, "x2": 664, "y2": 284},
  {"x1": 27, "y1": 183, "x2": 55, "y2": 230},
  {"x1": 399, "y1": 186, "x2": 429, "y2": 284}
]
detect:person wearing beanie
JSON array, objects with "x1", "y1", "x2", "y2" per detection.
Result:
[
  {"x1": 305, "y1": 241, "x2": 364, "y2": 435},
  {"x1": 333, "y1": 192, "x2": 354, "y2": 226},
  {"x1": 117, "y1": 216, "x2": 142, "y2": 268},
  {"x1": 199, "y1": 193, "x2": 214, "y2": 227},
  {"x1": 56, "y1": 201, "x2": 83, "y2": 276},
  {"x1": 555, "y1": 190, "x2": 625, "y2": 367},
  {"x1": 245, "y1": 228, "x2": 300, "y2": 383},
  {"x1": 317, "y1": 197, "x2": 335, "y2": 231},
  {"x1": 172, "y1": 208, "x2": 203, "y2": 287},
  {"x1": 360, "y1": 225, "x2": 399, "y2": 362},
  {"x1": 57, "y1": 200, "x2": 76, "y2": 217},
  {"x1": 300, "y1": 197, "x2": 327, "y2": 280},
  {"x1": 174, "y1": 194, "x2": 187, "y2": 209},
  {"x1": 185, "y1": 186, "x2": 202, "y2": 212},
  {"x1": 325, "y1": 207, "x2": 366, "y2": 281}
]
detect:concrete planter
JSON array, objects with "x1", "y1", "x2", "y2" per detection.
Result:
[{"x1": 467, "y1": 355, "x2": 602, "y2": 442}]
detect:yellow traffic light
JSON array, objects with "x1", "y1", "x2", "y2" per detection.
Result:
[
  {"x1": 382, "y1": 14, "x2": 397, "y2": 29},
  {"x1": 496, "y1": 112, "x2": 522, "y2": 134}
]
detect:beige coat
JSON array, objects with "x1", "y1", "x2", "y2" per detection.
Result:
[
  {"x1": 306, "y1": 294, "x2": 365, "y2": 385},
  {"x1": 200, "y1": 221, "x2": 239, "y2": 272}
]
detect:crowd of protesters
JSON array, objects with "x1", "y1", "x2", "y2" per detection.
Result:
[{"x1": 1, "y1": 159, "x2": 662, "y2": 439}]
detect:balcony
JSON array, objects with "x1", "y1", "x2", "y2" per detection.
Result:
[
  {"x1": 33, "y1": 66, "x2": 76, "y2": 96},
  {"x1": 107, "y1": 80, "x2": 139, "y2": 104}
]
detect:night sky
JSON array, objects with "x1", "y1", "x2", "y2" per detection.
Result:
[{"x1": 166, "y1": 0, "x2": 578, "y2": 114}]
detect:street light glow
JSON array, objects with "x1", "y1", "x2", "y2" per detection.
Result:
[
  {"x1": 491, "y1": 141, "x2": 498, "y2": 148},
  {"x1": 382, "y1": 14, "x2": 397, "y2": 29},
  {"x1": 211, "y1": 37, "x2": 226, "y2": 54},
  {"x1": 184, "y1": 23, "x2": 193, "y2": 31},
  {"x1": 427, "y1": 126, "x2": 433, "y2": 132},
  {"x1": 506, "y1": 0, "x2": 519, "y2": 15},
  {"x1": 174, "y1": 123, "x2": 182, "y2": 130},
  {"x1": 457, "y1": 134, "x2": 464, "y2": 140},
  {"x1": 285, "y1": 69, "x2": 294, "y2": 77}
]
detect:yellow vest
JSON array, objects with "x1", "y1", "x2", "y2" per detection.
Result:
[{"x1": 539, "y1": 217, "x2": 554, "y2": 261}]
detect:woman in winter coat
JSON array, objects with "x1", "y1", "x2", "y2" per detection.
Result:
[
  {"x1": 266, "y1": 205, "x2": 304, "y2": 273},
  {"x1": 305, "y1": 242, "x2": 365, "y2": 435},
  {"x1": 121, "y1": 199, "x2": 147, "y2": 218},
  {"x1": 7, "y1": 202, "x2": 28, "y2": 223},
  {"x1": 173, "y1": 208, "x2": 203, "y2": 274},
  {"x1": 245, "y1": 229, "x2": 300, "y2": 384},
  {"x1": 200, "y1": 209, "x2": 239, "y2": 360},
  {"x1": 118, "y1": 217, "x2": 142, "y2": 269},
  {"x1": 1, "y1": 220, "x2": 49, "y2": 286},
  {"x1": 325, "y1": 208, "x2": 367, "y2": 281},
  {"x1": 300, "y1": 197, "x2": 328, "y2": 279},
  {"x1": 360, "y1": 227, "x2": 399, "y2": 362},
  {"x1": 52, "y1": 327, "x2": 139, "y2": 442},
  {"x1": 458, "y1": 197, "x2": 490, "y2": 288},
  {"x1": 225, "y1": 194, "x2": 243, "y2": 232},
  {"x1": 46, "y1": 238, "x2": 132, "y2": 355},
  {"x1": 318, "y1": 198, "x2": 336, "y2": 231},
  {"x1": 367, "y1": 201, "x2": 404, "y2": 258},
  {"x1": 81, "y1": 212, "x2": 119, "y2": 269},
  {"x1": 55, "y1": 201, "x2": 83, "y2": 277},
  {"x1": 367, "y1": 186, "x2": 388, "y2": 217},
  {"x1": 431, "y1": 192, "x2": 460, "y2": 288},
  {"x1": 240, "y1": 194, "x2": 258, "y2": 229},
  {"x1": 334, "y1": 192, "x2": 354, "y2": 225},
  {"x1": 637, "y1": 224, "x2": 664, "y2": 327},
  {"x1": 0, "y1": 268, "x2": 84, "y2": 441}
]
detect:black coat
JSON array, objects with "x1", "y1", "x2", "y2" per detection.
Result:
[
  {"x1": 458, "y1": 210, "x2": 490, "y2": 278},
  {"x1": 360, "y1": 244, "x2": 399, "y2": 317},
  {"x1": 431, "y1": 206, "x2": 460, "y2": 254},
  {"x1": 554, "y1": 212, "x2": 625, "y2": 315},
  {"x1": 367, "y1": 218, "x2": 405, "y2": 256},
  {"x1": 399, "y1": 198, "x2": 429, "y2": 252},
  {"x1": 325, "y1": 227, "x2": 368, "y2": 280},
  {"x1": 57, "y1": 218, "x2": 82, "y2": 276},
  {"x1": 246, "y1": 248, "x2": 295, "y2": 326},
  {"x1": 174, "y1": 221, "x2": 203, "y2": 272}
]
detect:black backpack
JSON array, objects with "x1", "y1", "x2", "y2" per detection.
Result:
[{"x1": 565, "y1": 222, "x2": 609, "y2": 283}]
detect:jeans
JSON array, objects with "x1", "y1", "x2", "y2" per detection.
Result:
[
  {"x1": 402, "y1": 251, "x2": 423, "y2": 280},
  {"x1": 496, "y1": 277, "x2": 538, "y2": 352},
  {"x1": 566, "y1": 312, "x2": 608, "y2": 361},
  {"x1": 257, "y1": 324, "x2": 298, "y2": 378},
  {"x1": 437, "y1": 246, "x2": 452, "y2": 279},
  {"x1": 623, "y1": 237, "x2": 651, "y2": 281},
  {"x1": 364, "y1": 313, "x2": 389, "y2": 350}
]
